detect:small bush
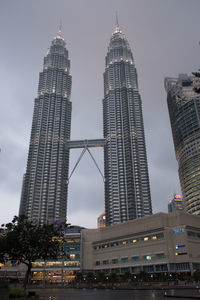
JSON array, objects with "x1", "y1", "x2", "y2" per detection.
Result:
[
  {"x1": 0, "y1": 279, "x2": 9, "y2": 288},
  {"x1": 9, "y1": 286, "x2": 27, "y2": 298}
]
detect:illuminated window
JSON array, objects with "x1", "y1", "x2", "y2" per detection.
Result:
[
  {"x1": 70, "y1": 254, "x2": 75, "y2": 259},
  {"x1": 130, "y1": 239, "x2": 137, "y2": 243},
  {"x1": 143, "y1": 255, "x2": 151, "y2": 261},
  {"x1": 152, "y1": 236, "x2": 157, "y2": 240},
  {"x1": 144, "y1": 237, "x2": 148, "y2": 241}
]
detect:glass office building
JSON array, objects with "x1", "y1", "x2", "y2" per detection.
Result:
[{"x1": 165, "y1": 74, "x2": 200, "y2": 215}]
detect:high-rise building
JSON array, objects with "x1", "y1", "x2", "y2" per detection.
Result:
[
  {"x1": 165, "y1": 74, "x2": 200, "y2": 216},
  {"x1": 168, "y1": 194, "x2": 184, "y2": 213},
  {"x1": 19, "y1": 29, "x2": 72, "y2": 224},
  {"x1": 103, "y1": 22, "x2": 152, "y2": 226}
]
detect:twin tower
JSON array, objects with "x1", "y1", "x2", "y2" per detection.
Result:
[{"x1": 19, "y1": 24, "x2": 152, "y2": 226}]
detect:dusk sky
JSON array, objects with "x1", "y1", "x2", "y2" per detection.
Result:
[{"x1": 1, "y1": 0, "x2": 200, "y2": 228}]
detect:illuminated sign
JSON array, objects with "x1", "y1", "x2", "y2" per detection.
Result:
[
  {"x1": 175, "y1": 245, "x2": 185, "y2": 249},
  {"x1": 173, "y1": 228, "x2": 184, "y2": 234}
]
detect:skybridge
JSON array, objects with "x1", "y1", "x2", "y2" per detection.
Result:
[
  {"x1": 66, "y1": 138, "x2": 106, "y2": 149},
  {"x1": 65, "y1": 138, "x2": 106, "y2": 184}
]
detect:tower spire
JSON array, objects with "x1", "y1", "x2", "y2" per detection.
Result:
[
  {"x1": 115, "y1": 12, "x2": 120, "y2": 33},
  {"x1": 57, "y1": 18, "x2": 63, "y2": 38}
]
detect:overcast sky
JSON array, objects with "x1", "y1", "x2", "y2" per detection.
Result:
[{"x1": 0, "y1": 0, "x2": 200, "y2": 228}]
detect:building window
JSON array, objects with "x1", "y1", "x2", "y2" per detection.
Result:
[
  {"x1": 143, "y1": 255, "x2": 151, "y2": 261},
  {"x1": 112, "y1": 258, "x2": 118, "y2": 264},
  {"x1": 155, "y1": 253, "x2": 165, "y2": 259},
  {"x1": 131, "y1": 256, "x2": 139, "y2": 262},
  {"x1": 102, "y1": 243, "x2": 109, "y2": 249},
  {"x1": 121, "y1": 257, "x2": 128, "y2": 263},
  {"x1": 175, "y1": 252, "x2": 188, "y2": 256},
  {"x1": 187, "y1": 231, "x2": 196, "y2": 237},
  {"x1": 103, "y1": 260, "x2": 109, "y2": 265},
  {"x1": 110, "y1": 241, "x2": 119, "y2": 247},
  {"x1": 131, "y1": 239, "x2": 137, "y2": 244},
  {"x1": 120, "y1": 240, "x2": 128, "y2": 246},
  {"x1": 95, "y1": 261, "x2": 100, "y2": 266},
  {"x1": 156, "y1": 233, "x2": 164, "y2": 239}
]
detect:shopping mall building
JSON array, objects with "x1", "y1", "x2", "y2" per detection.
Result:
[{"x1": 0, "y1": 212, "x2": 200, "y2": 283}]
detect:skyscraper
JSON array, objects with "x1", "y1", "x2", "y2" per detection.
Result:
[
  {"x1": 19, "y1": 29, "x2": 72, "y2": 224},
  {"x1": 103, "y1": 22, "x2": 152, "y2": 226},
  {"x1": 168, "y1": 194, "x2": 184, "y2": 213},
  {"x1": 165, "y1": 73, "x2": 200, "y2": 216}
]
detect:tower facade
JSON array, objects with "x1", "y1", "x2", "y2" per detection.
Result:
[
  {"x1": 165, "y1": 74, "x2": 200, "y2": 215},
  {"x1": 19, "y1": 29, "x2": 72, "y2": 224},
  {"x1": 103, "y1": 23, "x2": 152, "y2": 226}
]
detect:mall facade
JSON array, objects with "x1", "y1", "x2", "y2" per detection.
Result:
[{"x1": 0, "y1": 212, "x2": 200, "y2": 283}]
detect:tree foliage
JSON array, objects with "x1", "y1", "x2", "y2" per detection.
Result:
[
  {"x1": 0, "y1": 216, "x2": 64, "y2": 288},
  {"x1": 109, "y1": 272, "x2": 119, "y2": 284},
  {"x1": 86, "y1": 272, "x2": 95, "y2": 284},
  {"x1": 96, "y1": 272, "x2": 106, "y2": 283},
  {"x1": 121, "y1": 271, "x2": 132, "y2": 282}
]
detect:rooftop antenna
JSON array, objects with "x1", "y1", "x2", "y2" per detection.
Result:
[
  {"x1": 57, "y1": 18, "x2": 62, "y2": 37},
  {"x1": 59, "y1": 18, "x2": 62, "y2": 31},
  {"x1": 115, "y1": 11, "x2": 120, "y2": 33}
]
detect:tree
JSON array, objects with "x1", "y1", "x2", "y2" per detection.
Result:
[
  {"x1": 86, "y1": 272, "x2": 95, "y2": 284},
  {"x1": 193, "y1": 271, "x2": 200, "y2": 282},
  {"x1": 109, "y1": 272, "x2": 119, "y2": 285},
  {"x1": 121, "y1": 271, "x2": 132, "y2": 283},
  {"x1": 0, "y1": 216, "x2": 64, "y2": 288},
  {"x1": 76, "y1": 272, "x2": 84, "y2": 283},
  {"x1": 96, "y1": 272, "x2": 106, "y2": 283},
  {"x1": 192, "y1": 71, "x2": 200, "y2": 93},
  {"x1": 138, "y1": 270, "x2": 149, "y2": 282},
  {"x1": 0, "y1": 229, "x2": 7, "y2": 264}
]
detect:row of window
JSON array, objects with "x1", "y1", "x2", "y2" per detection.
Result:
[
  {"x1": 187, "y1": 231, "x2": 200, "y2": 238},
  {"x1": 95, "y1": 253, "x2": 165, "y2": 266},
  {"x1": 93, "y1": 232, "x2": 164, "y2": 250}
]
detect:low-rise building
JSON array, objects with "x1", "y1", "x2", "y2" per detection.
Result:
[
  {"x1": 1, "y1": 212, "x2": 200, "y2": 282},
  {"x1": 82, "y1": 212, "x2": 200, "y2": 275},
  {"x1": 0, "y1": 226, "x2": 82, "y2": 283}
]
